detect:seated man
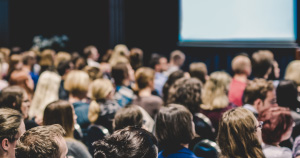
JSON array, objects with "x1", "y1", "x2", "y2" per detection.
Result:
[
  {"x1": 243, "y1": 78, "x2": 278, "y2": 117},
  {"x1": 93, "y1": 126, "x2": 158, "y2": 158},
  {"x1": 16, "y1": 124, "x2": 68, "y2": 158},
  {"x1": 0, "y1": 108, "x2": 25, "y2": 158}
]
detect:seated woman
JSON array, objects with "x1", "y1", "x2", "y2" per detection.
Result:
[
  {"x1": 155, "y1": 104, "x2": 199, "y2": 158},
  {"x1": 43, "y1": 100, "x2": 92, "y2": 158},
  {"x1": 258, "y1": 107, "x2": 294, "y2": 158},
  {"x1": 217, "y1": 107, "x2": 265, "y2": 158}
]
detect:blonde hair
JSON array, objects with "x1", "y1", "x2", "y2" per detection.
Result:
[
  {"x1": 54, "y1": 51, "x2": 71, "y2": 68},
  {"x1": 135, "y1": 67, "x2": 155, "y2": 90},
  {"x1": 39, "y1": 49, "x2": 55, "y2": 67},
  {"x1": 231, "y1": 55, "x2": 251, "y2": 74},
  {"x1": 88, "y1": 79, "x2": 114, "y2": 123},
  {"x1": 201, "y1": 71, "x2": 232, "y2": 110},
  {"x1": 108, "y1": 44, "x2": 129, "y2": 67},
  {"x1": 217, "y1": 107, "x2": 265, "y2": 158},
  {"x1": 29, "y1": 71, "x2": 61, "y2": 119},
  {"x1": 64, "y1": 70, "x2": 90, "y2": 96},
  {"x1": 285, "y1": 60, "x2": 300, "y2": 86}
]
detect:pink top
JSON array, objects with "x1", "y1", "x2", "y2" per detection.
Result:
[{"x1": 228, "y1": 78, "x2": 247, "y2": 106}]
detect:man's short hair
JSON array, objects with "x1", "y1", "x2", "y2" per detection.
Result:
[
  {"x1": 0, "y1": 108, "x2": 22, "y2": 143},
  {"x1": 111, "y1": 62, "x2": 129, "y2": 86},
  {"x1": 170, "y1": 50, "x2": 185, "y2": 66},
  {"x1": 113, "y1": 105, "x2": 143, "y2": 131},
  {"x1": 16, "y1": 124, "x2": 66, "y2": 158},
  {"x1": 231, "y1": 55, "x2": 251, "y2": 74},
  {"x1": 93, "y1": 126, "x2": 158, "y2": 158},
  {"x1": 83, "y1": 45, "x2": 97, "y2": 59},
  {"x1": 251, "y1": 50, "x2": 274, "y2": 78},
  {"x1": 243, "y1": 78, "x2": 274, "y2": 105},
  {"x1": 189, "y1": 62, "x2": 207, "y2": 84}
]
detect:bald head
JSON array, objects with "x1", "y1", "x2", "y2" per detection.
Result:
[{"x1": 232, "y1": 55, "x2": 251, "y2": 76}]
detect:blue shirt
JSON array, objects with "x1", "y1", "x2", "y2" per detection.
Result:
[{"x1": 158, "y1": 147, "x2": 201, "y2": 158}]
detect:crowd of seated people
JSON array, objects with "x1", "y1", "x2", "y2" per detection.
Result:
[{"x1": 1, "y1": 45, "x2": 300, "y2": 158}]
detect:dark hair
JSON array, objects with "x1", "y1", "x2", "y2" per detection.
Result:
[
  {"x1": 276, "y1": 80, "x2": 300, "y2": 111},
  {"x1": 149, "y1": 53, "x2": 162, "y2": 69},
  {"x1": 167, "y1": 78, "x2": 202, "y2": 113},
  {"x1": 0, "y1": 108, "x2": 22, "y2": 143},
  {"x1": 258, "y1": 107, "x2": 294, "y2": 145},
  {"x1": 162, "y1": 70, "x2": 185, "y2": 102},
  {"x1": 16, "y1": 124, "x2": 66, "y2": 158},
  {"x1": 243, "y1": 78, "x2": 274, "y2": 105},
  {"x1": 93, "y1": 126, "x2": 158, "y2": 158},
  {"x1": 57, "y1": 60, "x2": 71, "y2": 76},
  {"x1": 114, "y1": 105, "x2": 143, "y2": 131},
  {"x1": 130, "y1": 48, "x2": 143, "y2": 71},
  {"x1": 43, "y1": 100, "x2": 74, "y2": 137},
  {"x1": 155, "y1": 104, "x2": 194, "y2": 155},
  {"x1": 0, "y1": 86, "x2": 25, "y2": 113},
  {"x1": 111, "y1": 63, "x2": 129, "y2": 86}
]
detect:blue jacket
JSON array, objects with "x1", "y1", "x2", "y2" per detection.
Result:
[{"x1": 158, "y1": 147, "x2": 202, "y2": 158}]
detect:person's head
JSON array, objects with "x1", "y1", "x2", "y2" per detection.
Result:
[
  {"x1": 109, "y1": 44, "x2": 130, "y2": 67},
  {"x1": 243, "y1": 78, "x2": 277, "y2": 114},
  {"x1": 54, "y1": 51, "x2": 71, "y2": 68},
  {"x1": 93, "y1": 126, "x2": 158, "y2": 158},
  {"x1": 43, "y1": 100, "x2": 76, "y2": 138},
  {"x1": 64, "y1": 70, "x2": 90, "y2": 98},
  {"x1": 149, "y1": 53, "x2": 168, "y2": 73},
  {"x1": 88, "y1": 79, "x2": 114, "y2": 124},
  {"x1": 57, "y1": 60, "x2": 73, "y2": 77},
  {"x1": 113, "y1": 105, "x2": 143, "y2": 131},
  {"x1": 251, "y1": 50, "x2": 274, "y2": 79},
  {"x1": 155, "y1": 104, "x2": 195, "y2": 151},
  {"x1": 111, "y1": 62, "x2": 130, "y2": 86},
  {"x1": 189, "y1": 62, "x2": 208, "y2": 84},
  {"x1": 16, "y1": 124, "x2": 68, "y2": 158},
  {"x1": 39, "y1": 49, "x2": 55, "y2": 68},
  {"x1": 217, "y1": 107, "x2": 264, "y2": 158},
  {"x1": 22, "y1": 50, "x2": 36, "y2": 67},
  {"x1": 83, "y1": 45, "x2": 100, "y2": 61},
  {"x1": 201, "y1": 71, "x2": 232, "y2": 110},
  {"x1": 258, "y1": 107, "x2": 294, "y2": 145},
  {"x1": 170, "y1": 50, "x2": 185, "y2": 67},
  {"x1": 167, "y1": 78, "x2": 202, "y2": 113},
  {"x1": 129, "y1": 47, "x2": 143, "y2": 71},
  {"x1": 82, "y1": 66, "x2": 100, "y2": 81},
  {"x1": 276, "y1": 80, "x2": 300, "y2": 111},
  {"x1": 0, "y1": 108, "x2": 25, "y2": 158},
  {"x1": 162, "y1": 70, "x2": 185, "y2": 102},
  {"x1": 231, "y1": 55, "x2": 251, "y2": 76},
  {"x1": 135, "y1": 67, "x2": 155, "y2": 90},
  {"x1": 268, "y1": 60, "x2": 280, "y2": 80},
  {"x1": 0, "y1": 86, "x2": 30, "y2": 119},
  {"x1": 8, "y1": 54, "x2": 23, "y2": 78},
  {"x1": 285, "y1": 60, "x2": 300, "y2": 86}
]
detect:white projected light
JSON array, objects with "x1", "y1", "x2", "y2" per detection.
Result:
[{"x1": 179, "y1": 0, "x2": 297, "y2": 42}]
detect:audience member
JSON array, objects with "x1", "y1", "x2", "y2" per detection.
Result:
[
  {"x1": 243, "y1": 78, "x2": 278, "y2": 117},
  {"x1": 93, "y1": 126, "x2": 158, "y2": 158},
  {"x1": 228, "y1": 54, "x2": 251, "y2": 106},
  {"x1": 164, "y1": 50, "x2": 185, "y2": 76},
  {"x1": 83, "y1": 45, "x2": 100, "y2": 68},
  {"x1": 109, "y1": 44, "x2": 130, "y2": 67},
  {"x1": 22, "y1": 50, "x2": 39, "y2": 88},
  {"x1": 200, "y1": 71, "x2": 235, "y2": 131},
  {"x1": 155, "y1": 104, "x2": 198, "y2": 158},
  {"x1": 0, "y1": 108, "x2": 25, "y2": 158},
  {"x1": 113, "y1": 105, "x2": 143, "y2": 131},
  {"x1": 285, "y1": 60, "x2": 300, "y2": 93},
  {"x1": 258, "y1": 107, "x2": 294, "y2": 158},
  {"x1": 251, "y1": 50, "x2": 274, "y2": 79},
  {"x1": 54, "y1": 51, "x2": 71, "y2": 68},
  {"x1": 88, "y1": 79, "x2": 121, "y2": 133},
  {"x1": 57, "y1": 60, "x2": 73, "y2": 100},
  {"x1": 162, "y1": 70, "x2": 185, "y2": 102},
  {"x1": 39, "y1": 49, "x2": 55, "y2": 75},
  {"x1": 43, "y1": 100, "x2": 92, "y2": 158},
  {"x1": 132, "y1": 67, "x2": 163, "y2": 118},
  {"x1": 189, "y1": 62, "x2": 209, "y2": 84},
  {"x1": 130, "y1": 47, "x2": 143, "y2": 71},
  {"x1": 16, "y1": 124, "x2": 68, "y2": 158}
]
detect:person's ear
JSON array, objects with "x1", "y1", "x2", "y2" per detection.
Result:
[{"x1": 1, "y1": 138, "x2": 10, "y2": 151}]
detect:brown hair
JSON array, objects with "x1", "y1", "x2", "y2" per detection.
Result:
[
  {"x1": 129, "y1": 48, "x2": 143, "y2": 71},
  {"x1": 155, "y1": 104, "x2": 194, "y2": 153},
  {"x1": 189, "y1": 62, "x2": 208, "y2": 84},
  {"x1": 0, "y1": 108, "x2": 22, "y2": 143},
  {"x1": 135, "y1": 67, "x2": 155, "y2": 90},
  {"x1": 217, "y1": 107, "x2": 265, "y2": 158},
  {"x1": 258, "y1": 107, "x2": 293, "y2": 145},
  {"x1": 251, "y1": 50, "x2": 274, "y2": 78},
  {"x1": 111, "y1": 62, "x2": 129, "y2": 86},
  {"x1": 0, "y1": 86, "x2": 25, "y2": 114},
  {"x1": 231, "y1": 55, "x2": 251, "y2": 74},
  {"x1": 113, "y1": 105, "x2": 143, "y2": 131},
  {"x1": 7, "y1": 54, "x2": 22, "y2": 79},
  {"x1": 43, "y1": 100, "x2": 74, "y2": 138},
  {"x1": 16, "y1": 124, "x2": 66, "y2": 158},
  {"x1": 243, "y1": 78, "x2": 274, "y2": 105}
]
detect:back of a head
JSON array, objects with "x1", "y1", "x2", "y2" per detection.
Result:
[
  {"x1": 258, "y1": 107, "x2": 293, "y2": 145},
  {"x1": 170, "y1": 50, "x2": 185, "y2": 67},
  {"x1": 201, "y1": 71, "x2": 232, "y2": 110},
  {"x1": 167, "y1": 77, "x2": 202, "y2": 113},
  {"x1": 251, "y1": 50, "x2": 274, "y2": 78},
  {"x1": 155, "y1": 104, "x2": 194, "y2": 151},
  {"x1": 83, "y1": 45, "x2": 97, "y2": 59},
  {"x1": 16, "y1": 124, "x2": 66, "y2": 158},
  {"x1": 276, "y1": 80, "x2": 300, "y2": 111},
  {"x1": 189, "y1": 62, "x2": 208, "y2": 84},
  {"x1": 93, "y1": 126, "x2": 158, "y2": 158},
  {"x1": 217, "y1": 107, "x2": 264, "y2": 158},
  {"x1": 149, "y1": 53, "x2": 162, "y2": 69},
  {"x1": 111, "y1": 62, "x2": 129, "y2": 86},
  {"x1": 162, "y1": 70, "x2": 185, "y2": 102},
  {"x1": 135, "y1": 67, "x2": 155, "y2": 90},
  {"x1": 0, "y1": 86, "x2": 25, "y2": 113},
  {"x1": 130, "y1": 47, "x2": 143, "y2": 71},
  {"x1": 231, "y1": 55, "x2": 251, "y2": 75},
  {"x1": 55, "y1": 51, "x2": 71, "y2": 68},
  {"x1": 285, "y1": 60, "x2": 300, "y2": 86},
  {"x1": 113, "y1": 105, "x2": 143, "y2": 131},
  {"x1": 109, "y1": 44, "x2": 129, "y2": 67},
  {"x1": 64, "y1": 70, "x2": 90, "y2": 97},
  {"x1": 243, "y1": 78, "x2": 274, "y2": 105},
  {"x1": 39, "y1": 49, "x2": 55, "y2": 67},
  {"x1": 43, "y1": 100, "x2": 74, "y2": 137}
]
